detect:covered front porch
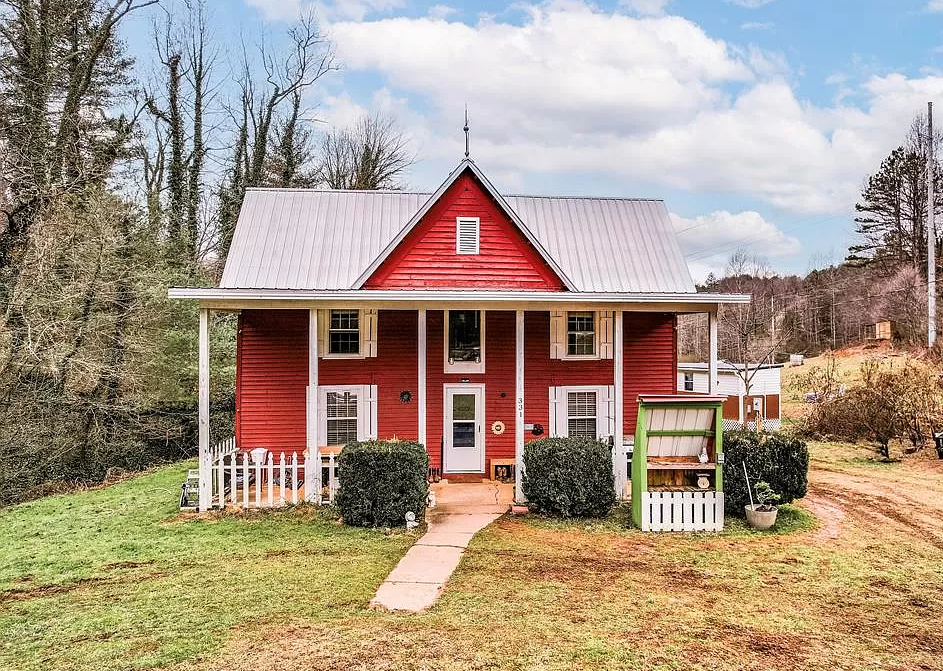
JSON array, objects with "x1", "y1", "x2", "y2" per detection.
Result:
[{"x1": 172, "y1": 289, "x2": 742, "y2": 514}]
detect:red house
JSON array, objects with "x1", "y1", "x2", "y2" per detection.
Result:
[{"x1": 171, "y1": 159, "x2": 747, "y2": 511}]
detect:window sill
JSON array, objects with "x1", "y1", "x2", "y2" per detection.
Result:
[{"x1": 321, "y1": 353, "x2": 365, "y2": 360}]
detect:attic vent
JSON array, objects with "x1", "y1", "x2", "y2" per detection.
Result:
[{"x1": 456, "y1": 217, "x2": 480, "y2": 255}]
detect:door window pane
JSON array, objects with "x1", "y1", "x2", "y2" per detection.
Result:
[
  {"x1": 452, "y1": 393, "x2": 476, "y2": 421},
  {"x1": 448, "y1": 310, "x2": 481, "y2": 363},
  {"x1": 452, "y1": 422, "x2": 476, "y2": 448}
]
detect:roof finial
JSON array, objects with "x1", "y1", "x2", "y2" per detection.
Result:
[{"x1": 463, "y1": 105, "x2": 470, "y2": 159}]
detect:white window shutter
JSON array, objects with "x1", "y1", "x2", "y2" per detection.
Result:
[
  {"x1": 317, "y1": 309, "x2": 328, "y2": 357},
  {"x1": 316, "y1": 387, "x2": 328, "y2": 448},
  {"x1": 361, "y1": 309, "x2": 378, "y2": 358},
  {"x1": 549, "y1": 311, "x2": 566, "y2": 359},
  {"x1": 598, "y1": 311, "x2": 614, "y2": 359},
  {"x1": 549, "y1": 387, "x2": 564, "y2": 437},
  {"x1": 358, "y1": 384, "x2": 378, "y2": 440},
  {"x1": 599, "y1": 385, "x2": 615, "y2": 441}
]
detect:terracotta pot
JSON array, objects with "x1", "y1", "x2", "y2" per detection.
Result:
[{"x1": 744, "y1": 504, "x2": 778, "y2": 530}]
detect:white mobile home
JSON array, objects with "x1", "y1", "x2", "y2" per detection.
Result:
[{"x1": 677, "y1": 362, "x2": 782, "y2": 431}]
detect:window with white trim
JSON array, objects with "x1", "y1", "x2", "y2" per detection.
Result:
[
  {"x1": 318, "y1": 385, "x2": 378, "y2": 447},
  {"x1": 445, "y1": 309, "x2": 485, "y2": 373},
  {"x1": 548, "y1": 385, "x2": 614, "y2": 441},
  {"x1": 326, "y1": 391, "x2": 358, "y2": 446},
  {"x1": 683, "y1": 373, "x2": 695, "y2": 392},
  {"x1": 456, "y1": 217, "x2": 480, "y2": 255},
  {"x1": 567, "y1": 391, "x2": 598, "y2": 439},
  {"x1": 550, "y1": 311, "x2": 612, "y2": 360},
  {"x1": 567, "y1": 311, "x2": 596, "y2": 357},
  {"x1": 329, "y1": 309, "x2": 360, "y2": 355}
]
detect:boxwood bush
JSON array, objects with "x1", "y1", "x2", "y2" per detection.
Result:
[
  {"x1": 723, "y1": 431, "x2": 809, "y2": 517},
  {"x1": 336, "y1": 440, "x2": 429, "y2": 527},
  {"x1": 522, "y1": 437, "x2": 615, "y2": 517}
]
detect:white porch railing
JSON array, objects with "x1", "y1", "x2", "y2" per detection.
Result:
[
  {"x1": 640, "y1": 491, "x2": 724, "y2": 532},
  {"x1": 205, "y1": 448, "x2": 339, "y2": 510}
]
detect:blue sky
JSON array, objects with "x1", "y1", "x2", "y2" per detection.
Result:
[{"x1": 124, "y1": 0, "x2": 943, "y2": 280}]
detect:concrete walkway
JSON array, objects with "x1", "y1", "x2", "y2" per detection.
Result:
[{"x1": 370, "y1": 481, "x2": 513, "y2": 612}]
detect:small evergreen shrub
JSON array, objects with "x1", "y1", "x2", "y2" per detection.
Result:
[
  {"x1": 522, "y1": 437, "x2": 615, "y2": 517},
  {"x1": 336, "y1": 440, "x2": 429, "y2": 527},
  {"x1": 723, "y1": 431, "x2": 809, "y2": 517}
]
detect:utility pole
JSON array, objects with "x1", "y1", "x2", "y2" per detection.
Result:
[{"x1": 929, "y1": 101, "x2": 937, "y2": 347}]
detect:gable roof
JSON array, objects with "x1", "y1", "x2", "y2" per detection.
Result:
[
  {"x1": 354, "y1": 159, "x2": 575, "y2": 290},
  {"x1": 220, "y1": 161, "x2": 696, "y2": 293}
]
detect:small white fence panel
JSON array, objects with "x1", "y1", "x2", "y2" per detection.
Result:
[
  {"x1": 641, "y1": 491, "x2": 724, "y2": 532},
  {"x1": 207, "y1": 450, "x2": 338, "y2": 510}
]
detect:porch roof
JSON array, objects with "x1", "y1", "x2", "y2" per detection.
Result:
[{"x1": 167, "y1": 287, "x2": 750, "y2": 312}]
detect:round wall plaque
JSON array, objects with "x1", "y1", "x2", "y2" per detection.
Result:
[{"x1": 491, "y1": 420, "x2": 506, "y2": 435}]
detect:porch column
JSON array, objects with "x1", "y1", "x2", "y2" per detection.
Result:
[
  {"x1": 708, "y1": 310, "x2": 719, "y2": 395},
  {"x1": 418, "y1": 309, "x2": 427, "y2": 447},
  {"x1": 306, "y1": 308, "x2": 319, "y2": 502},
  {"x1": 613, "y1": 310, "x2": 625, "y2": 499},
  {"x1": 515, "y1": 310, "x2": 525, "y2": 501},
  {"x1": 198, "y1": 307, "x2": 211, "y2": 511}
]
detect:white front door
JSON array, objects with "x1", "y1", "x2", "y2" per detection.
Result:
[{"x1": 444, "y1": 385, "x2": 485, "y2": 473}]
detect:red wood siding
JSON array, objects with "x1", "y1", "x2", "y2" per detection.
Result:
[
  {"x1": 364, "y1": 173, "x2": 565, "y2": 290},
  {"x1": 424, "y1": 311, "x2": 515, "y2": 473},
  {"x1": 622, "y1": 312, "x2": 677, "y2": 432},
  {"x1": 319, "y1": 310, "x2": 419, "y2": 441},
  {"x1": 235, "y1": 309, "x2": 677, "y2": 465},
  {"x1": 236, "y1": 309, "x2": 308, "y2": 451}
]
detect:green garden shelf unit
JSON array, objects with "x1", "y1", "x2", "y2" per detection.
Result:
[{"x1": 631, "y1": 395, "x2": 726, "y2": 531}]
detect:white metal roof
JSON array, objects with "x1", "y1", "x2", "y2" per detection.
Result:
[{"x1": 220, "y1": 161, "x2": 697, "y2": 293}]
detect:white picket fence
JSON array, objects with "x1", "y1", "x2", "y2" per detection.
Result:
[
  {"x1": 207, "y1": 449, "x2": 339, "y2": 509},
  {"x1": 640, "y1": 491, "x2": 724, "y2": 532}
]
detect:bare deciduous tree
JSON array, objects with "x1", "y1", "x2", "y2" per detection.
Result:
[{"x1": 316, "y1": 112, "x2": 414, "y2": 190}]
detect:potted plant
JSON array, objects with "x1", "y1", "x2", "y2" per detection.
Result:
[{"x1": 744, "y1": 481, "x2": 781, "y2": 530}]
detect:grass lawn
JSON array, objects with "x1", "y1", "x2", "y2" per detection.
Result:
[
  {"x1": 0, "y1": 464, "x2": 415, "y2": 670},
  {"x1": 4, "y1": 443, "x2": 943, "y2": 671}
]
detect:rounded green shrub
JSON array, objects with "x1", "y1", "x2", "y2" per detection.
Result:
[
  {"x1": 522, "y1": 437, "x2": 615, "y2": 517},
  {"x1": 723, "y1": 431, "x2": 809, "y2": 517},
  {"x1": 336, "y1": 440, "x2": 429, "y2": 527}
]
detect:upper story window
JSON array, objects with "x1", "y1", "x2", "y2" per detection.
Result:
[
  {"x1": 329, "y1": 309, "x2": 360, "y2": 355},
  {"x1": 683, "y1": 373, "x2": 695, "y2": 392},
  {"x1": 456, "y1": 217, "x2": 480, "y2": 255},
  {"x1": 445, "y1": 309, "x2": 484, "y2": 373},
  {"x1": 567, "y1": 311, "x2": 596, "y2": 357}
]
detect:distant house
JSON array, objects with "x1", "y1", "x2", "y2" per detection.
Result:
[
  {"x1": 170, "y1": 158, "x2": 748, "y2": 516},
  {"x1": 678, "y1": 362, "x2": 782, "y2": 431}
]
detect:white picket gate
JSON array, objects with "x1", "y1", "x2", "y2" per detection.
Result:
[
  {"x1": 640, "y1": 491, "x2": 724, "y2": 532},
  {"x1": 208, "y1": 450, "x2": 339, "y2": 509}
]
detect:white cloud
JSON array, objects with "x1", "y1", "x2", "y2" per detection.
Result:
[
  {"x1": 428, "y1": 4, "x2": 457, "y2": 19},
  {"x1": 928, "y1": 1, "x2": 943, "y2": 12},
  {"x1": 740, "y1": 21, "x2": 774, "y2": 30},
  {"x1": 620, "y1": 0, "x2": 672, "y2": 16},
  {"x1": 325, "y1": 2, "x2": 943, "y2": 216},
  {"x1": 671, "y1": 210, "x2": 799, "y2": 281},
  {"x1": 727, "y1": 0, "x2": 776, "y2": 7},
  {"x1": 245, "y1": 0, "x2": 404, "y2": 22}
]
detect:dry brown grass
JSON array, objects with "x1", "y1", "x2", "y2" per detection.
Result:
[{"x1": 174, "y1": 442, "x2": 943, "y2": 671}]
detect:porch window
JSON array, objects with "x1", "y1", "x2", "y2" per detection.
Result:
[
  {"x1": 326, "y1": 391, "x2": 359, "y2": 446},
  {"x1": 683, "y1": 373, "x2": 695, "y2": 392},
  {"x1": 445, "y1": 310, "x2": 484, "y2": 373},
  {"x1": 566, "y1": 311, "x2": 596, "y2": 356},
  {"x1": 329, "y1": 310, "x2": 360, "y2": 355},
  {"x1": 567, "y1": 391, "x2": 598, "y2": 439}
]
